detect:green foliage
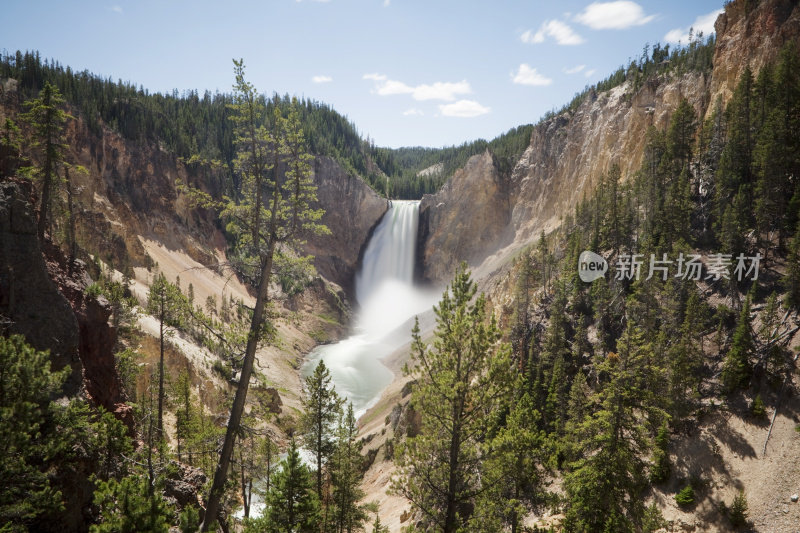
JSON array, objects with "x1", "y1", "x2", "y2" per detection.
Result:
[
  {"x1": 649, "y1": 422, "x2": 671, "y2": 483},
  {"x1": 89, "y1": 474, "x2": 171, "y2": 533},
  {"x1": 642, "y1": 502, "x2": 668, "y2": 533},
  {"x1": 327, "y1": 403, "x2": 368, "y2": 533},
  {"x1": 146, "y1": 272, "x2": 190, "y2": 438},
  {"x1": 674, "y1": 484, "x2": 695, "y2": 507},
  {"x1": 0, "y1": 117, "x2": 23, "y2": 178},
  {"x1": 722, "y1": 297, "x2": 754, "y2": 392},
  {"x1": 750, "y1": 394, "x2": 766, "y2": 418},
  {"x1": 470, "y1": 392, "x2": 548, "y2": 533},
  {"x1": 729, "y1": 490, "x2": 749, "y2": 527},
  {"x1": 785, "y1": 221, "x2": 800, "y2": 310},
  {"x1": 394, "y1": 264, "x2": 514, "y2": 532},
  {"x1": 246, "y1": 440, "x2": 320, "y2": 533},
  {"x1": 300, "y1": 360, "x2": 343, "y2": 498},
  {"x1": 274, "y1": 250, "x2": 315, "y2": 296},
  {"x1": 0, "y1": 335, "x2": 69, "y2": 528},
  {"x1": 19, "y1": 81, "x2": 70, "y2": 240},
  {"x1": 0, "y1": 335, "x2": 134, "y2": 531},
  {"x1": 179, "y1": 506, "x2": 201, "y2": 533}
]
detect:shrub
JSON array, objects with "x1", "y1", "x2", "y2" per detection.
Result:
[
  {"x1": 750, "y1": 394, "x2": 766, "y2": 418},
  {"x1": 729, "y1": 491, "x2": 749, "y2": 527},
  {"x1": 675, "y1": 484, "x2": 695, "y2": 507}
]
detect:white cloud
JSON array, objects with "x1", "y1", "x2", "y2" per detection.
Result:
[
  {"x1": 413, "y1": 81, "x2": 471, "y2": 101},
  {"x1": 363, "y1": 73, "x2": 387, "y2": 81},
  {"x1": 375, "y1": 79, "x2": 415, "y2": 96},
  {"x1": 575, "y1": 1, "x2": 655, "y2": 30},
  {"x1": 439, "y1": 100, "x2": 490, "y2": 118},
  {"x1": 564, "y1": 64, "x2": 586, "y2": 74},
  {"x1": 383, "y1": 0, "x2": 390, "y2": 6},
  {"x1": 585, "y1": 69, "x2": 597, "y2": 78},
  {"x1": 111, "y1": 5, "x2": 123, "y2": 13},
  {"x1": 312, "y1": 75, "x2": 332, "y2": 83},
  {"x1": 664, "y1": 9, "x2": 723, "y2": 44},
  {"x1": 364, "y1": 74, "x2": 472, "y2": 101},
  {"x1": 521, "y1": 20, "x2": 584, "y2": 45},
  {"x1": 403, "y1": 108, "x2": 424, "y2": 116},
  {"x1": 512, "y1": 64, "x2": 553, "y2": 87}
]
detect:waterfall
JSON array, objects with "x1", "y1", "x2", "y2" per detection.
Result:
[
  {"x1": 355, "y1": 200, "x2": 419, "y2": 303},
  {"x1": 302, "y1": 200, "x2": 436, "y2": 418}
]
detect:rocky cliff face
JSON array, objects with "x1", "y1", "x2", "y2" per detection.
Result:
[
  {"x1": 417, "y1": 150, "x2": 512, "y2": 283},
  {"x1": 0, "y1": 179, "x2": 130, "y2": 423},
  {"x1": 302, "y1": 155, "x2": 388, "y2": 295},
  {"x1": 418, "y1": 72, "x2": 709, "y2": 284},
  {"x1": 1, "y1": 83, "x2": 386, "y2": 296},
  {"x1": 0, "y1": 179, "x2": 82, "y2": 393},
  {"x1": 709, "y1": 0, "x2": 800, "y2": 115},
  {"x1": 417, "y1": 0, "x2": 800, "y2": 285}
]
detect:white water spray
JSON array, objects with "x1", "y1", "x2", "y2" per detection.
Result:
[{"x1": 302, "y1": 200, "x2": 437, "y2": 418}]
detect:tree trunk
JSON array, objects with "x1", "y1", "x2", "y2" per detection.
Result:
[
  {"x1": 200, "y1": 236, "x2": 277, "y2": 531},
  {"x1": 158, "y1": 300, "x2": 165, "y2": 439}
]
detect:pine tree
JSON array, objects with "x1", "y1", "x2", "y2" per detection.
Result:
[
  {"x1": 252, "y1": 439, "x2": 320, "y2": 533},
  {"x1": 329, "y1": 403, "x2": 367, "y2": 533},
  {"x1": 0, "y1": 117, "x2": 22, "y2": 178},
  {"x1": 146, "y1": 272, "x2": 187, "y2": 440},
  {"x1": 393, "y1": 264, "x2": 513, "y2": 532},
  {"x1": 668, "y1": 290, "x2": 706, "y2": 415},
  {"x1": 90, "y1": 474, "x2": 171, "y2": 533},
  {"x1": 470, "y1": 393, "x2": 547, "y2": 533},
  {"x1": 20, "y1": 82, "x2": 69, "y2": 240},
  {"x1": 200, "y1": 61, "x2": 327, "y2": 530},
  {"x1": 563, "y1": 320, "x2": 655, "y2": 533},
  {"x1": 784, "y1": 221, "x2": 800, "y2": 310},
  {"x1": 0, "y1": 335, "x2": 70, "y2": 527},
  {"x1": 722, "y1": 295, "x2": 754, "y2": 392},
  {"x1": 300, "y1": 359, "x2": 343, "y2": 500}
]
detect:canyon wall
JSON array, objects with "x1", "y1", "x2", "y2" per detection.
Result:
[{"x1": 417, "y1": 0, "x2": 800, "y2": 285}]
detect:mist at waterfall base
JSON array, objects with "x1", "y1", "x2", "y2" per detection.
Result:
[{"x1": 302, "y1": 201, "x2": 439, "y2": 418}]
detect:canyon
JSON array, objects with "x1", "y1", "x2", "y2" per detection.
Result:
[{"x1": 2, "y1": 0, "x2": 800, "y2": 531}]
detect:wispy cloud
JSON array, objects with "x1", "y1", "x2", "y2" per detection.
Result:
[
  {"x1": 585, "y1": 69, "x2": 597, "y2": 78},
  {"x1": 521, "y1": 20, "x2": 584, "y2": 45},
  {"x1": 564, "y1": 64, "x2": 586, "y2": 74},
  {"x1": 512, "y1": 64, "x2": 553, "y2": 87},
  {"x1": 575, "y1": 1, "x2": 655, "y2": 30},
  {"x1": 439, "y1": 100, "x2": 490, "y2": 118},
  {"x1": 383, "y1": 0, "x2": 390, "y2": 6},
  {"x1": 664, "y1": 9, "x2": 723, "y2": 44},
  {"x1": 364, "y1": 74, "x2": 472, "y2": 101},
  {"x1": 312, "y1": 75, "x2": 333, "y2": 84},
  {"x1": 363, "y1": 73, "x2": 387, "y2": 81},
  {"x1": 403, "y1": 108, "x2": 424, "y2": 116},
  {"x1": 111, "y1": 5, "x2": 123, "y2": 13}
]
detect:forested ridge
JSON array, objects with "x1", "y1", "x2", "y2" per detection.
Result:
[{"x1": 0, "y1": 30, "x2": 714, "y2": 201}]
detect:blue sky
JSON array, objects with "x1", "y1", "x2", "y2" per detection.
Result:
[{"x1": 4, "y1": 1, "x2": 724, "y2": 148}]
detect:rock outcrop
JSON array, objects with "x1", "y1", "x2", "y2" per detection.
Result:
[
  {"x1": 0, "y1": 179, "x2": 82, "y2": 393},
  {"x1": 0, "y1": 178, "x2": 131, "y2": 425},
  {"x1": 417, "y1": 72, "x2": 709, "y2": 284},
  {"x1": 42, "y1": 240, "x2": 131, "y2": 427},
  {"x1": 417, "y1": 150, "x2": 512, "y2": 283},
  {"x1": 708, "y1": 0, "x2": 800, "y2": 116},
  {"x1": 303, "y1": 155, "x2": 388, "y2": 294},
  {"x1": 416, "y1": 0, "x2": 800, "y2": 286}
]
